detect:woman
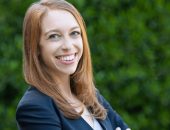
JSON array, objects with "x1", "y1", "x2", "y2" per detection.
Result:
[{"x1": 16, "y1": 0, "x2": 131, "y2": 130}]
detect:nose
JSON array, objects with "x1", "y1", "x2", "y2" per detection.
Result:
[{"x1": 61, "y1": 37, "x2": 73, "y2": 51}]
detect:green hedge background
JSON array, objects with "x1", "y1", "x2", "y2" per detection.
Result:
[{"x1": 0, "y1": 0, "x2": 170, "y2": 130}]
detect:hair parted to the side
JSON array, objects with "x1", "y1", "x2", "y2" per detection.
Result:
[{"x1": 23, "y1": 0, "x2": 107, "y2": 119}]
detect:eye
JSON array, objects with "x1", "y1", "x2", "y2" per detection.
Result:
[
  {"x1": 48, "y1": 34, "x2": 61, "y2": 40},
  {"x1": 70, "y1": 31, "x2": 81, "y2": 37}
]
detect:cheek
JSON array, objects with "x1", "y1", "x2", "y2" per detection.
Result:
[
  {"x1": 78, "y1": 39, "x2": 83, "y2": 53},
  {"x1": 40, "y1": 43, "x2": 57, "y2": 55},
  {"x1": 40, "y1": 46, "x2": 54, "y2": 62}
]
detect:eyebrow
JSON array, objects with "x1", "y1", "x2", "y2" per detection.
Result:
[{"x1": 44, "y1": 26, "x2": 80, "y2": 36}]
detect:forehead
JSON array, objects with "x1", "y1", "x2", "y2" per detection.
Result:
[{"x1": 41, "y1": 9, "x2": 80, "y2": 32}]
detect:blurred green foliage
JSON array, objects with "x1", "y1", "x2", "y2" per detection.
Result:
[{"x1": 0, "y1": 0, "x2": 170, "y2": 130}]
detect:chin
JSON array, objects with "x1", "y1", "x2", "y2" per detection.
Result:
[
  {"x1": 67, "y1": 69, "x2": 77, "y2": 75},
  {"x1": 59, "y1": 66, "x2": 77, "y2": 75}
]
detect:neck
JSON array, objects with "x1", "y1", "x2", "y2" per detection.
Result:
[
  {"x1": 55, "y1": 75, "x2": 82, "y2": 109},
  {"x1": 51, "y1": 72, "x2": 82, "y2": 108},
  {"x1": 54, "y1": 74, "x2": 72, "y2": 97}
]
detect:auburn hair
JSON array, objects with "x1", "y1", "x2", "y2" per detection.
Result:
[{"x1": 23, "y1": 0, "x2": 106, "y2": 119}]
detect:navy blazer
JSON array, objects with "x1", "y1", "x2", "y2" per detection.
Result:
[{"x1": 16, "y1": 86, "x2": 130, "y2": 130}]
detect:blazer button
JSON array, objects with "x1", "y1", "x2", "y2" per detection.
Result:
[{"x1": 115, "y1": 127, "x2": 121, "y2": 130}]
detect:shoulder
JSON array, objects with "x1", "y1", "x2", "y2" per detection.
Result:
[
  {"x1": 95, "y1": 89, "x2": 111, "y2": 108},
  {"x1": 16, "y1": 86, "x2": 61, "y2": 126},
  {"x1": 96, "y1": 90, "x2": 130, "y2": 130},
  {"x1": 17, "y1": 86, "x2": 53, "y2": 108}
]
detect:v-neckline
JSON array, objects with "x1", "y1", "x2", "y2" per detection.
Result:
[{"x1": 79, "y1": 116, "x2": 106, "y2": 130}]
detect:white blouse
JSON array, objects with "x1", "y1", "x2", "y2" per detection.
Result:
[{"x1": 81, "y1": 107, "x2": 103, "y2": 130}]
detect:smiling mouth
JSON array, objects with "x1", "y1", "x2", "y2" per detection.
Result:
[{"x1": 56, "y1": 53, "x2": 77, "y2": 63}]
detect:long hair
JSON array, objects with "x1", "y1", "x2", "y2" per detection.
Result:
[{"x1": 23, "y1": 0, "x2": 106, "y2": 119}]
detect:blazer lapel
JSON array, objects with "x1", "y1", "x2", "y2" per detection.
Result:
[{"x1": 98, "y1": 117, "x2": 113, "y2": 130}]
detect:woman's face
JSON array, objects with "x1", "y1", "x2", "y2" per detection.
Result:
[{"x1": 39, "y1": 9, "x2": 83, "y2": 77}]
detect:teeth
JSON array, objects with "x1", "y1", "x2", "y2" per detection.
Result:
[{"x1": 59, "y1": 54, "x2": 75, "y2": 61}]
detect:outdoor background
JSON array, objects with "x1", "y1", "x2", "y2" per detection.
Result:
[{"x1": 0, "y1": 0, "x2": 170, "y2": 130}]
